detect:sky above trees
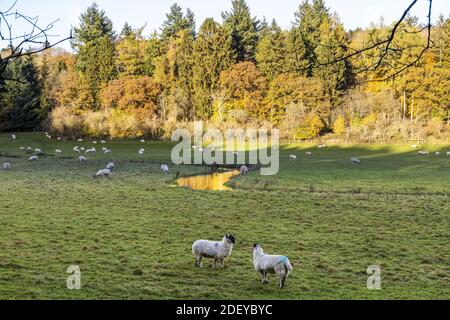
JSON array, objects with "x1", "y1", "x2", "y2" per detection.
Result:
[{"x1": 8, "y1": 0, "x2": 449, "y2": 51}]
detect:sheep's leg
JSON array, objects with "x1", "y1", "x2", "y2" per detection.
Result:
[
  {"x1": 279, "y1": 275, "x2": 286, "y2": 289},
  {"x1": 260, "y1": 271, "x2": 265, "y2": 284},
  {"x1": 211, "y1": 258, "x2": 217, "y2": 269},
  {"x1": 221, "y1": 259, "x2": 225, "y2": 269},
  {"x1": 196, "y1": 257, "x2": 203, "y2": 268}
]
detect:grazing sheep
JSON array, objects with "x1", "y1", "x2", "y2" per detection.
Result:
[
  {"x1": 253, "y1": 244, "x2": 293, "y2": 289},
  {"x1": 104, "y1": 149, "x2": 112, "y2": 154},
  {"x1": 93, "y1": 140, "x2": 98, "y2": 145},
  {"x1": 57, "y1": 137, "x2": 62, "y2": 141},
  {"x1": 418, "y1": 151, "x2": 429, "y2": 156},
  {"x1": 80, "y1": 147, "x2": 85, "y2": 152},
  {"x1": 240, "y1": 165, "x2": 249, "y2": 175},
  {"x1": 138, "y1": 150, "x2": 144, "y2": 156},
  {"x1": 79, "y1": 156, "x2": 87, "y2": 162},
  {"x1": 20, "y1": 147, "x2": 26, "y2": 150},
  {"x1": 161, "y1": 164, "x2": 169, "y2": 175},
  {"x1": 11, "y1": 134, "x2": 16, "y2": 140},
  {"x1": 317, "y1": 144, "x2": 327, "y2": 149},
  {"x1": 305, "y1": 152, "x2": 312, "y2": 157},
  {"x1": 55, "y1": 149, "x2": 62, "y2": 155},
  {"x1": 26, "y1": 147, "x2": 32, "y2": 151},
  {"x1": 35, "y1": 148, "x2": 42, "y2": 154},
  {"x1": 106, "y1": 162, "x2": 114, "y2": 170},
  {"x1": 435, "y1": 152, "x2": 440, "y2": 156},
  {"x1": 101, "y1": 140, "x2": 106, "y2": 144},
  {"x1": 94, "y1": 168, "x2": 111, "y2": 179},
  {"x1": 351, "y1": 157, "x2": 361, "y2": 164},
  {"x1": 28, "y1": 155, "x2": 38, "y2": 161},
  {"x1": 192, "y1": 235, "x2": 236, "y2": 269},
  {"x1": 46, "y1": 134, "x2": 52, "y2": 139},
  {"x1": 140, "y1": 139, "x2": 146, "y2": 143},
  {"x1": 78, "y1": 138, "x2": 83, "y2": 142},
  {"x1": 289, "y1": 155, "x2": 297, "y2": 161},
  {"x1": 3, "y1": 162, "x2": 11, "y2": 170},
  {"x1": 85, "y1": 148, "x2": 96, "y2": 154}
]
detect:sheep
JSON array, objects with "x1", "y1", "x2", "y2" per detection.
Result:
[
  {"x1": 138, "y1": 150, "x2": 144, "y2": 156},
  {"x1": 55, "y1": 149, "x2": 62, "y2": 155},
  {"x1": 240, "y1": 165, "x2": 249, "y2": 175},
  {"x1": 28, "y1": 155, "x2": 38, "y2": 161},
  {"x1": 418, "y1": 151, "x2": 429, "y2": 156},
  {"x1": 85, "y1": 148, "x2": 96, "y2": 154},
  {"x1": 140, "y1": 139, "x2": 146, "y2": 143},
  {"x1": 104, "y1": 149, "x2": 112, "y2": 154},
  {"x1": 435, "y1": 152, "x2": 440, "y2": 156},
  {"x1": 93, "y1": 140, "x2": 98, "y2": 145},
  {"x1": 80, "y1": 147, "x2": 85, "y2": 152},
  {"x1": 351, "y1": 157, "x2": 361, "y2": 164},
  {"x1": 26, "y1": 147, "x2": 32, "y2": 151},
  {"x1": 317, "y1": 144, "x2": 327, "y2": 149},
  {"x1": 161, "y1": 164, "x2": 169, "y2": 175},
  {"x1": 253, "y1": 244, "x2": 293, "y2": 289},
  {"x1": 20, "y1": 147, "x2": 26, "y2": 151},
  {"x1": 289, "y1": 155, "x2": 297, "y2": 161},
  {"x1": 106, "y1": 162, "x2": 114, "y2": 170},
  {"x1": 11, "y1": 134, "x2": 16, "y2": 140},
  {"x1": 35, "y1": 148, "x2": 42, "y2": 154},
  {"x1": 101, "y1": 140, "x2": 107, "y2": 144},
  {"x1": 79, "y1": 156, "x2": 87, "y2": 163},
  {"x1": 3, "y1": 162, "x2": 11, "y2": 170},
  {"x1": 139, "y1": 148, "x2": 145, "y2": 152},
  {"x1": 192, "y1": 146, "x2": 197, "y2": 150},
  {"x1": 447, "y1": 152, "x2": 450, "y2": 157},
  {"x1": 412, "y1": 144, "x2": 418, "y2": 150},
  {"x1": 46, "y1": 134, "x2": 52, "y2": 139},
  {"x1": 94, "y1": 168, "x2": 112, "y2": 179},
  {"x1": 192, "y1": 234, "x2": 236, "y2": 269},
  {"x1": 78, "y1": 138, "x2": 83, "y2": 142},
  {"x1": 57, "y1": 137, "x2": 62, "y2": 141},
  {"x1": 305, "y1": 152, "x2": 312, "y2": 157}
]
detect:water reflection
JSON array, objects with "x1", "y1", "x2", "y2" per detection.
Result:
[{"x1": 177, "y1": 170, "x2": 240, "y2": 191}]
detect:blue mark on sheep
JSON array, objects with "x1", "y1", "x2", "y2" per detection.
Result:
[{"x1": 279, "y1": 256, "x2": 289, "y2": 264}]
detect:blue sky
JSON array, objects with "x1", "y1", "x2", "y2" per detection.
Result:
[{"x1": 5, "y1": 0, "x2": 449, "y2": 51}]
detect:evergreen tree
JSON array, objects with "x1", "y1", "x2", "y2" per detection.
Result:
[
  {"x1": 72, "y1": 3, "x2": 117, "y2": 109},
  {"x1": 120, "y1": 22, "x2": 134, "y2": 38},
  {"x1": 161, "y1": 3, "x2": 196, "y2": 42},
  {"x1": 192, "y1": 18, "x2": 235, "y2": 118},
  {"x1": 117, "y1": 28, "x2": 147, "y2": 77},
  {"x1": 144, "y1": 32, "x2": 163, "y2": 77},
  {"x1": 256, "y1": 19, "x2": 288, "y2": 81},
  {"x1": 0, "y1": 56, "x2": 42, "y2": 131},
  {"x1": 222, "y1": 0, "x2": 260, "y2": 62}
]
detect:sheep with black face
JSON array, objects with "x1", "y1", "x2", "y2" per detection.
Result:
[{"x1": 192, "y1": 234, "x2": 236, "y2": 269}]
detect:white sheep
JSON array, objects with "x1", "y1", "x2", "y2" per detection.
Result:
[
  {"x1": 85, "y1": 148, "x2": 96, "y2": 154},
  {"x1": 305, "y1": 152, "x2": 312, "y2": 157},
  {"x1": 78, "y1": 138, "x2": 83, "y2": 142},
  {"x1": 240, "y1": 165, "x2": 249, "y2": 175},
  {"x1": 139, "y1": 148, "x2": 145, "y2": 152},
  {"x1": 447, "y1": 152, "x2": 450, "y2": 157},
  {"x1": 412, "y1": 144, "x2": 418, "y2": 150},
  {"x1": 79, "y1": 156, "x2": 87, "y2": 162},
  {"x1": 351, "y1": 157, "x2": 361, "y2": 164},
  {"x1": 253, "y1": 244, "x2": 293, "y2": 289},
  {"x1": 26, "y1": 147, "x2": 32, "y2": 151},
  {"x1": 55, "y1": 149, "x2": 62, "y2": 155},
  {"x1": 106, "y1": 162, "x2": 114, "y2": 170},
  {"x1": 104, "y1": 149, "x2": 112, "y2": 154},
  {"x1": 3, "y1": 162, "x2": 11, "y2": 170},
  {"x1": 192, "y1": 234, "x2": 236, "y2": 269},
  {"x1": 28, "y1": 155, "x2": 38, "y2": 161},
  {"x1": 161, "y1": 164, "x2": 169, "y2": 175},
  {"x1": 11, "y1": 134, "x2": 16, "y2": 140},
  {"x1": 138, "y1": 150, "x2": 144, "y2": 156},
  {"x1": 418, "y1": 151, "x2": 429, "y2": 156},
  {"x1": 140, "y1": 139, "x2": 146, "y2": 143},
  {"x1": 57, "y1": 137, "x2": 62, "y2": 141},
  {"x1": 20, "y1": 147, "x2": 26, "y2": 151},
  {"x1": 35, "y1": 148, "x2": 42, "y2": 153},
  {"x1": 46, "y1": 134, "x2": 52, "y2": 139},
  {"x1": 94, "y1": 168, "x2": 112, "y2": 179},
  {"x1": 80, "y1": 147, "x2": 85, "y2": 152},
  {"x1": 435, "y1": 152, "x2": 440, "y2": 156},
  {"x1": 289, "y1": 155, "x2": 297, "y2": 161},
  {"x1": 317, "y1": 144, "x2": 327, "y2": 149},
  {"x1": 93, "y1": 140, "x2": 98, "y2": 145},
  {"x1": 101, "y1": 140, "x2": 106, "y2": 144}
]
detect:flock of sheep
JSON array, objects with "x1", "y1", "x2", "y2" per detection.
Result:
[
  {"x1": 192, "y1": 234, "x2": 293, "y2": 289},
  {"x1": 4, "y1": 133, "x2": 170, "y2": 177}
]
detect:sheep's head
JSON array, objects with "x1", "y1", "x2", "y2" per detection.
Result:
[
  {"x1": 225, "y1": 234, "x2": 236, "y2": 244},
  {"x1": 253, "y1": 244, "x2": 263, "y2": 254}
]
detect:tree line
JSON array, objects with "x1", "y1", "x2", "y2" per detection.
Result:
[{"x1": 0, "y1": 0, "x2": 448, "y2": 141}]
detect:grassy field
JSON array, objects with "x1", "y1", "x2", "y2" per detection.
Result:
[{"x1": 0, "y1": 132, "x2": 449, "y2": 300}]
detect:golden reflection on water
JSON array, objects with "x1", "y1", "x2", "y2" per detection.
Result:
[{"x1": 177, "y1": 170, "x2": 240, "y2": 191}]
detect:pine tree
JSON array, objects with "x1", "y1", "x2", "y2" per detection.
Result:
[
  {"x1": 161, "y1": 3, "x2": 196, "y2": 42},
  {"x1": 72, "y1": 3, "x2": 117, "y2": 109},
  {"x1": 222, "y1": 0, "x2": 260, "y2": 62},
  {"x1": 192, "y1": 18, "x2": 235, "y2": 118},
  {"x1": 120, "y1": 22, "x2": 134, "y2": 38},
  {"x1": 117, "y1": 28, "x2": 147, "y2": 77},
  {"x1": 0, "y1": 56, "x2": 42, "y2": 131},
  {"x1": 256, "y1": 19, "x2": 288, "y2": 81},
  {"x1": 144, "y1": 32, "x2": 162, "y2": 77}
]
